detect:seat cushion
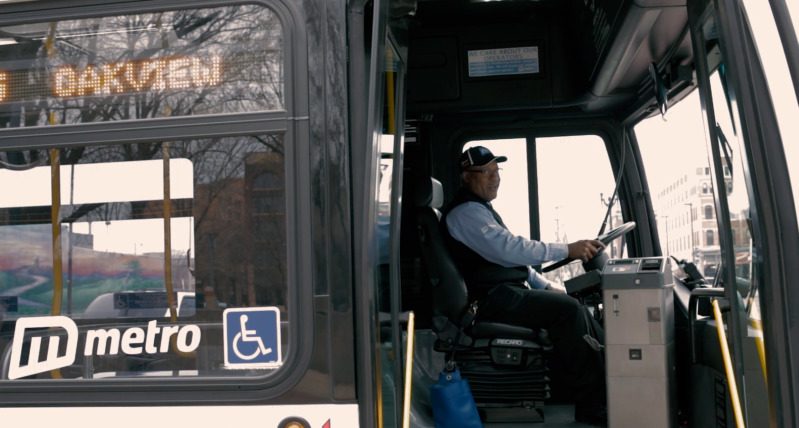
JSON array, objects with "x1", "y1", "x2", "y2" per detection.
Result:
[{"x1": 470, "y1": 321, "x2": 536, "y2": 339}]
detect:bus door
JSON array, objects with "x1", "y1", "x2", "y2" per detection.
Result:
[
  {"x1": 689, "y1": 0, "x2": 799, "y2": 426},
  {"x1": 352, "y1": 0, "x2": 410, "y2": 422},
  {"x1": 373, "y1": 35, "x2": 408, "y2": 428}
]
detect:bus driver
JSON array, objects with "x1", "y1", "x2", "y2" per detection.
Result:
[{"x1": 441, "y1": 145, "x2": 608, "y2": 426}]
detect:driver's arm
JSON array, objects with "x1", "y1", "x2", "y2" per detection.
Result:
[
  {"x1": 527, "y1": 266, "x2": 555, "y2": 290},
  {"x1": 446, "y1": 202, "x2": 568, "y2": 267}
]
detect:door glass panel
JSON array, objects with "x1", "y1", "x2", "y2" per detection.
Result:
[
  {"x1": 636, "y1": 89, "x2": 720, "y2": 281},
  {"x1": 741, "y1": 0, "x2": 799, "y2": 226},
  {"x1": 688, "y1": 9, "x2": 768, "y2": 425},
  {"x1": 374, "y1": 38, "x2": 403, "y2": 428},
  {"x1": 704, "y1": 62, "x2": 768, "y2": 428},
  {"x1": 707, "y1": 71, "x2": 757, "y2": 310}
]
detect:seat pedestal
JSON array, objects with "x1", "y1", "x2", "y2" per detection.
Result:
[{"x1": 447, "y1": 338, "x2": 549, "y2": 423}]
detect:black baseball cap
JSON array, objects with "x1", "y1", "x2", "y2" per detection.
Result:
[{"x1": 460, "y1": 146, "x2": 508, "y2": 169}]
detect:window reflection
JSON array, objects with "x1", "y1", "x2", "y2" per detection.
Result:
[
  {"x1": 0, "y1": 135, "x2": 288, "y2": 380},
  {"x1": 0, "y1": 5, "x2": 284, "y2": 128}
]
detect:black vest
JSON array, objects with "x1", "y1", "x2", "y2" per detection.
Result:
[{"x1": 441, "y1": 188, "x2": 528, "y2": 300}]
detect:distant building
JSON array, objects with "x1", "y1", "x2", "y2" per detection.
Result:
[
  {"x1": 193, "y1": 150, "x2": 286, "y2": 310},
  {"x1": 245, "y1": 151, "x2": 287, "y2": 310},
  {"x1": 654, "y1": 165, "x2": 748, "y2": 279},
  {"x1": 194, "y1": 176, "x2": 247, "y2": 307}
]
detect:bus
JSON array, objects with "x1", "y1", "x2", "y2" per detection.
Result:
[{"x1": 0, "y1": 0, "x2": 797, "y2": 427}]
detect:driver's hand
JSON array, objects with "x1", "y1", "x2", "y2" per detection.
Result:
[{"x1": 567, "y1": 239, "x2": 605, "y2": 262}]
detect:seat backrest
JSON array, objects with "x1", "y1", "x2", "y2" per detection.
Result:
[{"x1": 414, "y1": 177, "x2": 469, "y2": 325}]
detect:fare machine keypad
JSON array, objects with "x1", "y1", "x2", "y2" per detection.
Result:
[{"x1": 602, "y1": 257, "x2": 674, "y2": 428}]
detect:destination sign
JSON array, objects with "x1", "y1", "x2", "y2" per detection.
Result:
[{"x1": 0, "y1": 54, "x2": 222, "y2": 103}]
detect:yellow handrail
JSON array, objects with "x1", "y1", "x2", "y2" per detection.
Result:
[
  {"x1": 161, "y1": 144, "x2": 194, "y2": 358},
  {"x1": 402, "y1": 312, "x2": 415, "y2": 428},
  {"x1": 712, "y1": 298, "x2": 745, "y2": 428},
  {"x1": 162, "y1": 144, "x2": 177, "y2": 323},
  {"x1": 49, "y1": 147, "x2": 63, "y2": 316},
  {"x1": 750, "y1": 319, "x2": 767, "y2": 388},
  {"x1": 49, "y1": 146, "x2": 64, "y2": 380},
  {"x1": 386, "y1": 46, "x2": 396, "y2": 135}
]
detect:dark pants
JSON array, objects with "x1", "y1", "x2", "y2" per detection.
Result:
[{"x1": 475, "y1": 284, "x2": 606, "y2": 409}]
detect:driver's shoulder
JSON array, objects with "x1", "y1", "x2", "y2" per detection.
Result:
[{"x1": 448, "y1": 201, "x2": 492, "y2": 222}]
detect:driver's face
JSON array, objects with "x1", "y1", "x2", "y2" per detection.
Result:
[{"x1": 463, "y1": 162, "x2": 501, "y2": 202}]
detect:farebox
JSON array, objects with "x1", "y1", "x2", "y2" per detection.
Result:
[{"x1": 601, "y1": 257, "x2": 675, "y2": 428}]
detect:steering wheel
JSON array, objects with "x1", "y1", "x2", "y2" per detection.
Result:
[{"x1": 542, "y1": 221, "x2": 636, "y2": 273}]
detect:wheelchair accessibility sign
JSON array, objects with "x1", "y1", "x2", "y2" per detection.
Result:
[{"x1": 223, "y1": 307, "x2": 282, "y2": 369}]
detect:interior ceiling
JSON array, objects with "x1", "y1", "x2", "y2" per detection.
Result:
[{"x1": 404, "y1": 0, "x2": 693, "y2": 116}]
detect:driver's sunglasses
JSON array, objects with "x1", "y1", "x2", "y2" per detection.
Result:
[{"x1": 466, "y1": 167, "x2": 502, "y2": 176}]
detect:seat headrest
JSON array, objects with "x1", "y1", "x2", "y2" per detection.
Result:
[
  {"x1": 430, "y1": 178, "x2": 443, "y2": 209},
  {"x1": 412, "y1": 173, "x2": 444, "y2": 209}
]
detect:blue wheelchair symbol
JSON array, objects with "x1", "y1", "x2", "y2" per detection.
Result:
[{"x1": 223, "y1": 307, "x2": 282, "y2": 368}]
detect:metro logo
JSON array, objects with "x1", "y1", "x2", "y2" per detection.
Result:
[
  {"x1": 85, "y1": 320, "x2": 201, "y2": 356},
  {"x1": 9, "y1": 316, "x2": 78, "y2": 380},
  {"x1": 9, "y1": 316, "x2": 201, "y2": 380}
]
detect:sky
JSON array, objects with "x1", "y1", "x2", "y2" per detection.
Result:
[{"x1": 0, "y1": 159, "x2": 194, "y2": 255}]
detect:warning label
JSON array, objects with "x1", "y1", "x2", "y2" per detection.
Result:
[{"x1": 467, "y1": 46, "x2": 539, "y2": 77}]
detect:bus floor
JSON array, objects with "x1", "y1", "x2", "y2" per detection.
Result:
[{"x1": 409, "y1": 330, "x2": 599, "y2": 428}]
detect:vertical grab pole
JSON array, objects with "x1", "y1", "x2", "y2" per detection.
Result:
[
  {"x1": 402, "y1": 312, "x2": 415, "y2": 428},
  {"x1": 49, "y1": 147, "x2": 63, "y2": 316},
  {"x1": 713, "y1": 298, "x2": 746, "y2": 428},
  {"x1": 49, "y1": 146, "x2": 64, "y2": 380},
  {"x1": 750, "y1": 319, "x2": 768, "y2": 386},
  {"x1": 162, "y1": 143, "x2": 177, "y2": 323}
]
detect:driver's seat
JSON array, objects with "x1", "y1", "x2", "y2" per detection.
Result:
[{"x1": 414, "y1": 175, "x2": 550, "y2": 423}]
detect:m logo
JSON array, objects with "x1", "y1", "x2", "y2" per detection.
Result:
[
  {"x1": 9, "y1": 316, "x2": 78, "y2": 380},
  {"x1": 8, "y1": 316, "x2": 202, "y2": 380}
]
